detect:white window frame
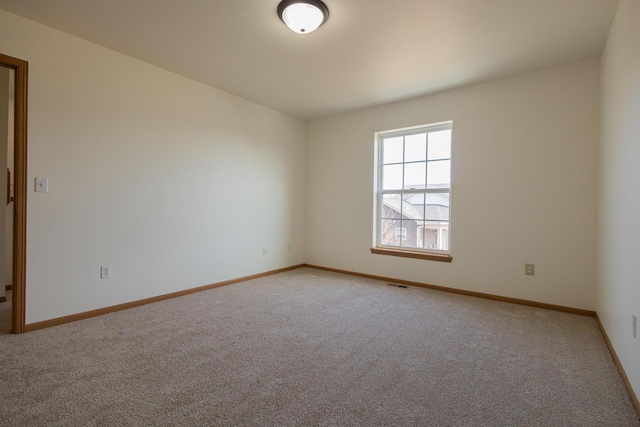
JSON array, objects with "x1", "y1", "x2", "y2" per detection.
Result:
[{"x1": 373, "y1": 121, "x2": 453, "y2": 258}]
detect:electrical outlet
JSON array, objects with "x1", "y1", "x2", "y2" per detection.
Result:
[
  {"x1": 100, "y1": 265, "x2": 111, "y2": 279},
  {"x1": 262, "y1": 247, "x2": 267, "y2": 256},
  {"x1": 633, "y1": 315, "x2": 637, "y2": 339},
  {"x1": 288, "y1": 243, "x2": 292, "y2": 252},
  {"x1": 525, "y1": 264, "x2": 535, "y2": 276}
]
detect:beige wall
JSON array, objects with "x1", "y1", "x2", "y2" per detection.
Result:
[
  {"x1": 598, "y1": 0, "x2": 640, "y2": 399},
  {"x1": 307, "y1": 59, "x2": 600, "y2": 310},
  {"x1": 0, "y1": 10, "x2": 307, "y2": 324}
]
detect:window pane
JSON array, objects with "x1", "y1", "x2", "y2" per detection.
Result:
[
  {"x1": 428, "y1": 130, "x2": 451, "y2": 160},
  {"x1": 425, "y1": 221, "x2": 449, "y2": 251},
  {"x1": 404, "y1": 162, "x2": 425, "y2": 189},
  {"x1": 427, "y1": 160, "x2": 450, "y2": 188},
  {"x1": 383, "y1": 164, "x2": 403, "y2": 190},
  {"x1": 416, "y1": 222, "x2": 425, "y2": 248},
  {"x1": 381, "y1": 194, "x2": 402, "y2": 219},
  {"x1": 403, "y1": 193, "x2": 425, "y2": 220},
  {"x1": 425, "y1": 193, "x2": 449, "y2": 221},
  {"x1": 442, "y1": 228, "x2": 449, "y2": 251},
  {"x1": 399, "y1": 220, "x2": 416, "y2": 248},
  {"x1": 405, "y1": 133, "x2": 426, "y2": 162},
  {"x1": 381, "y1": 219, "x2": 402, "y2": 246},
  {"x1": 422, "y1": 226, "x2": 439, "y2": 249},
  {"x1": 383, "y1": 136, "x2": 403, "y2": 164}
]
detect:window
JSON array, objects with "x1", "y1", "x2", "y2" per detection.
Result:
[
  {"x1": 372, "y1": 122, "x2": 452, "y2": 262},
  {"x1": 395, "y1": 227, "x2": 407, "y2": 241}
]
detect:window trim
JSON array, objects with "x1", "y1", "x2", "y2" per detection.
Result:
[
  {"x1": 372, "y1": 121, "x2": 453, "y2": 262},
  {"x1": 370, "y1": 247, "x2": 453, "y2": 262}
]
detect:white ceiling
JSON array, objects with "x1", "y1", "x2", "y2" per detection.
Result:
[{"x1": 0, "y1": 0, "x2": 619, "y2": 120}]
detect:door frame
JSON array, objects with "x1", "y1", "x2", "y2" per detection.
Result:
[{"x1": 0, "y1": 53, "x2": 27, "y2": 334}]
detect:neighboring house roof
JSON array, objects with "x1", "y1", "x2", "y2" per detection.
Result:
[
  {"x1": 383, "y1": 196, "x2": 423, "y2": 220},
  {"x1": 425, "y1": 205, "x2": 449, "y2": 221},
  {"x1": 383, "y1": 194, "x2": 449, "y2": 222}
]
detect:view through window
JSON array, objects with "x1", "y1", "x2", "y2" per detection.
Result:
[{"x1": 375, "y1": 122, "x2": 452, "y2": 253}]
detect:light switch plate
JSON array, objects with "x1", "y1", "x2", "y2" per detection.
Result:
[{"x1": 35, "y1": 177, "x2": 48, "y2": 193}]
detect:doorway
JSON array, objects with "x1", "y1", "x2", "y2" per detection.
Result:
[
  {"x1": 0, "y1": 53, "x2": 27, "y2": 334},
  {"x1": 0, "y1": 66, "x2": 13, "y2": 333}
]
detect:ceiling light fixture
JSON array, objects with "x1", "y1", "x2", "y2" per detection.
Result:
[{"x1": 277, "y1": 0, "x2": 329, "y2": 35}]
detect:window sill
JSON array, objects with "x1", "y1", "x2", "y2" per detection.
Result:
[{"x1": 370, "y1": 247, "x2": 452, "y2": 263}]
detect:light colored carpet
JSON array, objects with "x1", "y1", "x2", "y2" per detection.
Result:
[{"x1": 0, "y1": 267, "x2": 637, "y2": 426}]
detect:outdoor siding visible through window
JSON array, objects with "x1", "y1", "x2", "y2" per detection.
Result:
[{"x1": 375, "y1": 122, "x2": 452, "y2": 253}]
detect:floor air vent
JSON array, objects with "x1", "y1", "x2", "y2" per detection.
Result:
[{"x1": 387, "y1": 283, "x2": 408, "y2": 288}]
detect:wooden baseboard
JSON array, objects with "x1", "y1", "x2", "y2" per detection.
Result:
[
  {"x1": 595, "y1": 314, "x2": 640, "y2": 417},
  {"x1": 302, "y1": 264, "x2": 639, "y2": 417},
  {"x1": 19, "y1": 262, "x2": 637, "y2": 419},
  {"x1": 23, "y1": 262, "x2": 595, "y2": 328},
  {"x1": 302, "y1": 264, "x2": 596, "y2": 317},
  {"x1": 24, "y1": 264, "x2": 305, "y2": 332}
]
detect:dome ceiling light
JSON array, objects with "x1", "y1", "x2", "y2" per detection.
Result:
[{"x1": 277, "y1": 0, "x2": 329, "y2": 35}]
